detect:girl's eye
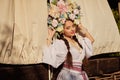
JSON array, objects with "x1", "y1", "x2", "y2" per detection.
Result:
[
  {"x1": 66, "y1": 27, "x2": 70, "y2": 29},
  {"x1": 65, "y1": 26, "x2": 70, "y2": 29},
  {"x1": 72, "y1": 25, "x2": 76, "y2": 28}
]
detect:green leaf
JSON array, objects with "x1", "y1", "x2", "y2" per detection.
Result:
[{"x1": 51, "y1": 0, "x2": 57, "y2": 5}]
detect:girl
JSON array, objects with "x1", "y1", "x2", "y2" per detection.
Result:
[{"x1": 42, "y1": 19, "x2": 94, "y2": 80}]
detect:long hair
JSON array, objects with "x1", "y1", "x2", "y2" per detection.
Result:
[{"x1": 57, "y1": 32, "x2": 83, "y2": 68}]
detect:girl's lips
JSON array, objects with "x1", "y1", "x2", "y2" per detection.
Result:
[{"x1": 70, "y1": 31, "x2": 75, "y2": 34}]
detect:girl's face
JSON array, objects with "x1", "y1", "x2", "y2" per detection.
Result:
[{"x1": 63, "y1": 20, "x2": 76, "y2": 38}]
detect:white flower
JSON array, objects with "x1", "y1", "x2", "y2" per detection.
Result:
[
  {"x1": 74, "y1": 9, "x2": 79, "y2": 14},
  {"x1": 52, "y1": 19, "x2": 58, "y2": 27},
  {"x1": 69, "y1": 13, "x2": 75, "y2": 20},
  {"x1": 72, "y1": 2, "x2": 77, "y2": 8},
  {"x1": 74, "y1": 19, "x2": 80, "y2": 25},
  {"x1": 56, "y1": 26, "x2": 63, "y2": 32},
  {"x1": 54, "y1": 12, "x2": 60, "y2": 18},
  {"x1": 49, "y1": 4, "x2": 59, "y2": 18}
]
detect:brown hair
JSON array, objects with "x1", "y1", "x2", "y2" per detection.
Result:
[{"x1": 57, "y1": 32, "x2": 83, "y2": 68}]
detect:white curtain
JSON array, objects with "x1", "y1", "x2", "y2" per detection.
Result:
[
  {"x1": 76, "y1": 0, "x2": 120, "y2": 55},
  {"x1": 0, "y1": 0, "x2": 120, "y2": 64},
  {"x1": 0, "y1": 0, "x2": 48, "y2": 64}
]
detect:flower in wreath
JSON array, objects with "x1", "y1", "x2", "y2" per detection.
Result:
[
  {"x1": 57, "y1": 0, "x2": 68, "y2": 14},
  {"x1": 47, "y1": 0, "x2": 81, "y2": 32},
  {"x1": 48, "y1": 4, "x2": 60, "y2": 18}
]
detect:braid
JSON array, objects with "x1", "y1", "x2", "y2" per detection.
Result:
[
  {"x1": 57, "y1": 32, "x2": 72, "y2": 67},
  {"x1": 62, "y1": 38, "x2": 72, "y2": 67},
  {"x1": 57, "y1": 33, "x2": 83, "y2": 68},
  {"x1": 73, "y1": 36, "x2": 83, "y2": 49},
  {"x1": 73, "y1": 36, "x2": 88, "y2": 70}
]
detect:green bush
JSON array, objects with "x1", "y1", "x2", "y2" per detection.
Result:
[{"x1": 112, "y1": 9, "x2": 120, "y2": 33}]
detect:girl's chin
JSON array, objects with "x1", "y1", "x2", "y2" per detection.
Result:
[
  {"x1": 71, "y1": 34, "x2": 75, "y2": 36},
  {"x1": 64, "y1": 34, "x2": 75, "y2": 38},
  {"x1": 69, "y1": 35, "x2": 75, "y2": 38}
]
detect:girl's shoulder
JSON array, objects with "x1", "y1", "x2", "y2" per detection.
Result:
[
  {"x1": 53, "y1": 39, "x2": 67, "y2": 50},
  {"x1": 76, "y1": 34, "x2": 92, "y2": 45},
  {"x1": 54, "y1": 39, "x2": 64, "y2": 43},
  {"x1": 53, "y1": 39, "x2": 65, "y2": 46}
]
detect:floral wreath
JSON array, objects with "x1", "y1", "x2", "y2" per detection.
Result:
[{"x1": 47, "y1": 0, "x2": 81, "y2": 33}]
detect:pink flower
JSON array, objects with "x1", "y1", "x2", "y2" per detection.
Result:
[
  {"x1": 57, "y1": 0, "x2": 68, "y2": 14},
  {"x1": 52, "y1": 19, "x2": 58, "y2": 27}
]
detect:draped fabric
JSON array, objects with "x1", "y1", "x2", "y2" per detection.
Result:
[
  {"x1": 0, "y1": 0, "x2": 120, "y2": 64},
  {"x1": 75, "y1": 0, "x2": 120, "y2": 54},
  {"x1": 0, "y1": 0, "x2": 48, "y2": 64}
]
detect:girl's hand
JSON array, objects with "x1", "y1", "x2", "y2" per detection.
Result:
[
  {"x1": 78, "y1": 23, "x2": 85, "y2": 30},
  {"x1": 48, "y1": 27, "x2": 56, "y2": 40},
  {"x1": 76, "y1": 23, "x2": 87, "y2": 34},
  {"x1": 78, "y1": 24, "x2": 95, "y2": 43}
]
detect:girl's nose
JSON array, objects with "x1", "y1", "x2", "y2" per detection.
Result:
[{"x1": 71, "y1": 27, "x2": 75, "y2": 31}]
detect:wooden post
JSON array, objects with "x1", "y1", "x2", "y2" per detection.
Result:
[
  {"x1": 48, "y1": 65, "x2": 51, "y2": 80},
  {"x1": 118, "y1": 0, "x2": 120, "y2": 17}
]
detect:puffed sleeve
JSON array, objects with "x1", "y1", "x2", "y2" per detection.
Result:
[
  {"x1": 42, "y1": 39, "x2": 67, "y2": 68},
  {"x1": 76, "y1": 35, "x2": 93, "y2": 58},
  {"x1": 80, "y1": 37, "x2": 93, "y2": 58}
]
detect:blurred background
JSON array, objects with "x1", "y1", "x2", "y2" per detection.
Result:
[{"x1": 108, "y1": 0, "x2": 120, "y2": 32}]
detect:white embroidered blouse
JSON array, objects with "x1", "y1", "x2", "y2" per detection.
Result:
[{"x1": 42, "y1": 36, "x2": 93, "y2": 68}]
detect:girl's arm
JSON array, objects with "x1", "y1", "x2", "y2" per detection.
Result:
[
  {"x1": 77, "y1": 24, "x2": 95, "y2": 44},
  {"x1": 46, "y1": 28, "x2": 56, "y2": 46}
]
